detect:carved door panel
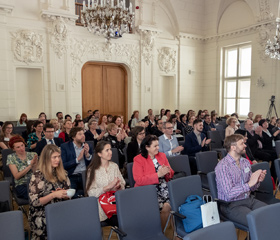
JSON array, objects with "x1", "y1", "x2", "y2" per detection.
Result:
[{"x1": 82, "y1": 62, "x2": 128, "y2": 122}]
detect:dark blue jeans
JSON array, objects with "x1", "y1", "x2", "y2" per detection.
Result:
[
  {"x1": 15, "y1": 184, "x2": 28, "y2": 200},
  {"x1": 69, "y1": 174, "x2": 84, "y2": 198}
]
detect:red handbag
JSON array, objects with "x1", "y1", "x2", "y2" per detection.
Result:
[{"x1": 98, "y1": 191, "x2": 117, "y2": 219}]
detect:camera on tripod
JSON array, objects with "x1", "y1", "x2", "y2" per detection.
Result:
[
  {"x1": 270, "y1": 95, "x2": 275, "y2": 103},
  {"x1": 267, "y1": 95, "x2": 278, "y2": 119}
]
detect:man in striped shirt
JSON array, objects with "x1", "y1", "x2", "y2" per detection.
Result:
[{"x1": 215, "y1": 134, "x2": 267, "y2": 227}]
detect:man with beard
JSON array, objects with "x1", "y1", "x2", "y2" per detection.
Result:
[{"x1": 215, "y1": 134, "x2": 267, "y2": 227}]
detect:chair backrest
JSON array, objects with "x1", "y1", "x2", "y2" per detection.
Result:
[
  {"x1": 217, "y1": 120, "x2": 227, "y2": 129},
  {"x1": 220, "y1": 149, "x2": 227, "y2": 159},
  {"x1": 251, "y1": 162, "x2": 273, "y2": 196},
  {"x1": 123, "y1": 146, "x2": 128, "y2": 163},
  {"x1": 183, "y1": 221, "x2": 237, "y2": 240},
  {"x1": 275, "y1": 159, "x2": 280, "y2": 183},
  {"x1": 45, "y1": 197, "x2": 102, "y2": 240},
  {"x1": 207, "y1": 172, "x2": 218, "y2": 199},
  {"x1": 0, "y1": 210, "x2": 25, "y2": 240},
  {"x1": 195, "y1": 151, "x2": 218, "y2": 174},
  {"x1": 240, "y1": 122, "x2": 245, "y2": 130},
  {"x1": 276, "y1": 141, "x2": 280, "y2": 158},
  {"x1": 167, "y1": 155, "x2": 191, "y2": 176},
  {"x1": 0, "y1": 180, "x2": 11, "y2": 211},
  {"x1": 207, "y1": 131, "x2": 223, "y2": 149},
  {"x1": 247, "y1": 203, "x2": 280, "y2": 240},
  {"x1": 115, "y1": 185, "x2": 163, "y2": 239},
  {"x1": 82, "y1": 170, "x2": 87, "y2": 195},
  {"x1": 2, "y1": 149, "x2": 14, "y2": 179},
  {"x1": 179, "y1": 140, "x2": 185, "y2": 146},
  {"x1": 127, "y1": 162, "x2": 135, "y2": 187},
  {"x1": 215, "y1": 125, "x2": 224, "y2": 132},
  {"x1": 168, "y1": 176, "x2": 203, "y2": 215},
  {"x1": 111, "y1": 148, "x2": 119, "y2": 166},
  {"x1": 85, "y1": 141, "x2": 94, "y2": 151},
  {"x1": 13, "y1": 126, "x2": 27, "y2": 135}
]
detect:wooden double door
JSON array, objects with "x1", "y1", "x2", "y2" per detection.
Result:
[{"x1": 82, "y1": 62, "x2": 128, "y2": 122}]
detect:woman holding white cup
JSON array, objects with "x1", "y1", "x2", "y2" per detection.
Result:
[{"x1": 29, "y1": 144, "x2": 71, "y2": 239}]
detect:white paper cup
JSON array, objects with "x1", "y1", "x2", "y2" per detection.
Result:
[{"x1": 67, "y1": 189, "x2": 76, "y2": 198}]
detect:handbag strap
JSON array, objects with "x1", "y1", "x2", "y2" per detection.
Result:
[
  {"x1": 186, "y1": 195, "x2": 202, "y2": 203},
  {"x1": 203, "y1": 195, "x2": 213, "y2": 203}
]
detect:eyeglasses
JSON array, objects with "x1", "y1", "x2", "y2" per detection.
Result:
[
  {"x1": 45, "y1": 131, "x2": 54, "y2": 133},
  {"x1": 138, "y1": 132, "x2": 145, "y2": 135},
  {"x1": 165, "y1": 127, "x2": 173, "y2": 130}
]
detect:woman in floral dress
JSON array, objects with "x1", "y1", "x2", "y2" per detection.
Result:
[{"x1": 29, "y1": 144, "x2": 70, "y2": 239}]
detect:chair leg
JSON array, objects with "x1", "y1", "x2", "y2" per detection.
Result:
[
  {"x1": 163, "y1": 212, "x2": 172, "y2": 233},
  {"x1": 107, "y1": 228, "x2": 114, "y2": 240}
]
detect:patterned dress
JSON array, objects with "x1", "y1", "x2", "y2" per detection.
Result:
[
  {"x1": 7, "y1": 152, "x2": 37, "y2": 187},
  {"x1": 152, "y1": 158, "x2": 170, "y2": 210},
  {"x1": 27, "y1": 132, "x2": 45, "y2": 150},
  {"x1": 29, "y1": 170, "x2": 70, "y2": 240}
]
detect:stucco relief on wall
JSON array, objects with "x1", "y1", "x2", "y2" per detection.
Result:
[
  {"x1": 11, "y1": 30, "x2": 43, "y2": 63},
  {"x1": 50, "y1": 17, "x2": 69, "y2": 59},
  {"x1": 140, "y1": 30, "x2": 157, "y2": 65},
  {"x1": 157, "y1": 47, "x2": 176, "y2": 73},
  {"x1": 70, "y1": 39, "x2": 140, "y2": 88}
]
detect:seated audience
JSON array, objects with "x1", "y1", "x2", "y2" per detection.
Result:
[
  {"x1": 175, "y1": 109, "x2": 181, "y2": 122},
  {"x1": 159, "y1": 122, "x2": 184, "y2": 156},
  {"x1": 127, "y1": 126, "x2": 145, "y2": 163},
  {"x1": 196, "y1": 110, "x2": 205, "y2": 121},
  {"x1": 22, "y1": 120, "x2": 34, "y2": 142},
  {"x1": 83, "y1": 110, "x2": 92, "y2": 123},
  {"x1": 231, "y1": 113, "x2": 240, "y2": 127},
  {"x1": 75, "y1": 114, "x2": 82, "y2": 121},
  {"x1": 215, "y1": 134, "x2": 267, "y2": 227},
  {"x1": 185, "y1": 115, "x2": 195, "y2": 135},
  {"x1": 133, "y1": 135, "x2": 174, "y2": 230},
  {"x1": 35, "y1": 123, "x2": 64, "y2": 156},
  {"x1": 27, "y1": 121, "x2": 44, "y2": 151},
  {"x1": 29, "y1": 145, "x2": 70, "y2": 239},
  {"x1": 210, "y1": 113, "x2": 218, "y2": 128},
  {"x1": 186, "y1": 109, "x2": 195, "y2": 121},
  {"x1": 86, "y1": 141, "x2": 125, "y2": 226},
  {"x1": 259, "y1": 119, "x2": 278, "y2": 150},
  {"x1": 49, "y1": 119, "x2": 61, "y2": 138},
  {"x1": 131, "y1": 110, "x2": 140, "y2": 129},
  {"x1": 144, "y1": 108, "x2": 153, "y2": 120},
  {"x1": 92, "y1": 109, "x2": 100, "y2": 122},
  {"x1": 247, "y1": 111, "x2": 254, "y2": 121},
  {"x1": 61, "y1": 127, "x2": 93, "y2": 197},
  {"x1": 147, "y1": 114, "x2": 156, "y2": 134},
  {"x1": 178, "y1": 114, "x2": 188, "y2": 134},
  {"x1": 159, "y1": 108, "x2": 165, "y2": 120},
  {"x1": 38, "y1": 112, "x2": 47, "y2": 125},
  {"x1": 56, "y1": 111, "x2": 64, "y2": 128},
  {"x1": 74, "y1": 119, "x2": 85, "y2": 130},
  {"x1": 85, "y1": 119, "x2": 105, "y2": 146},
  {"x1": 272, "y1": 118, "x2": 280, "y2": 141},
  {"x1": 64, "y1": 114, "x2": 72, "y2": 121},
  {"x1": 268, "y1": 116, "x2": 277, "y2": 131},
  {"x1": 161, "y1": 109, "x2": 171, "y2": 122},
  {"x1": 58, "y1": 119, "x2": 72, "y2": 142},
  {"x1": 225, "y1": 117, "x2": 238, "y2": 137},
  {"x1": 253, "y1": 114, "x2": 262, "y2": 130},
  {"x1": 103, "y1": 123, "x2": 126, "y2": 169},
  {"x1": 168, "y1": 114, "x2": 181, "y2": 134},
  {"x1": 153, "y1": 119, "x2": 164, "y2": 137},
  {"x1": 17, "y1": 113, "x2": 28, "y2": 127},
  {"x1": 7, "y1": 135, "x2": 38, "y2": 199},
  {"x1": 0, "y1": 121, "x2": 14, "y2": 150},
  {"x1": 98, "y1": 114, "x2": 107, "y2": 131},
  {"x1": 107, "y1": 114, "x2": 113, "y2": 124},
  {"x1": 183, "y1": 119, "x2": 211, "y2": 157},
  {"x1": 202, "y1": 114, "x2": 216, "y2": 136}
]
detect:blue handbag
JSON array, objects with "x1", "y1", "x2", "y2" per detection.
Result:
[{"x1": 179, "y1": 195, "x2": 204, "y2": 233}]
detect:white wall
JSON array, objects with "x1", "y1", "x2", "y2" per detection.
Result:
[{"x1": 0, "y1": 0, "x2": 280, "y2": 121}]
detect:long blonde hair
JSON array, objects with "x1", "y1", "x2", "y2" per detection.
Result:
[{"x1": 38, "y1": 145, "x2": 67, "y2": 183}]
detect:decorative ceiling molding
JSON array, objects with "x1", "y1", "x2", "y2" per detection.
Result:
[
  {"x1": 41, "y1": 9, "x2": 78, "y2": 23},
  {"x1": 0, "y1": 4, "x2": 14, "y2": 14}
]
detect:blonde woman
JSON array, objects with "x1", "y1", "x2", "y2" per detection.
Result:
[
  {"x1": 29, "y1": 145, "x2": 70, "y2": 240},
  {"x1": 50, "y1": 119, "x2": 61, "y2": 138},
  {"x1": 225, "y1": 117, "x2": 238, "y2": 137}
]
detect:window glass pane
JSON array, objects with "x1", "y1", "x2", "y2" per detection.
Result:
[
  {"x1": 238, "y1": 99, "x2": 250, "y2": 116},
  {"x1": 239, "y1": 46, "x2": 251, "y2": 76},
  {"x1": 225, "y1": 99, "x2": 236, "y2": 115},
  {"x1": 225, "y1": 81, "x2": 236, "y2": 98},
  {"x1": 225, "y1": 49, "x2": 237, "y2": 77},
  {"x1": 238, "y1": 80, "x2": 250, "y2": 98}
]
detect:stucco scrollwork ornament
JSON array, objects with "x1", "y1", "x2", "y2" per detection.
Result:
[
  {"x1": 158, "y1": 47, "x2": 176, "y2": 73},
  {"x1": 141, "y1": 30, "x2": 157, "y2": 65},
  {"x1": 50, "y1": 17, "x2": 68, "y2": 58},
  {"x1": 257, "y1": 0, "x2": 274, "y2": 22},
  {"x1": 257, "y1": 23, "x2": 275, "y2": 62},
  {"x1": 11, "y1": 30, "x2": 43, "y2": 63}
]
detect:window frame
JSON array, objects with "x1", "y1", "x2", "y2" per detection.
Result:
[{"x1": 222, "y1": 43, "x2": 252, "y2": 117}]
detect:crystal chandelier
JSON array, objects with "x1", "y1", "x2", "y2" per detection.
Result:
[
  {"x1": 81, "y1": 0, "x2": 135, "y2": 41},
  {"x1": 265, "y1": 2, "x2": 280, "y2": 60}
]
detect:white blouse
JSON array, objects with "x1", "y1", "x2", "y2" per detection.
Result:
[{"x1": 87, "y1": 161, "x2": 125, "y2": 221}]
